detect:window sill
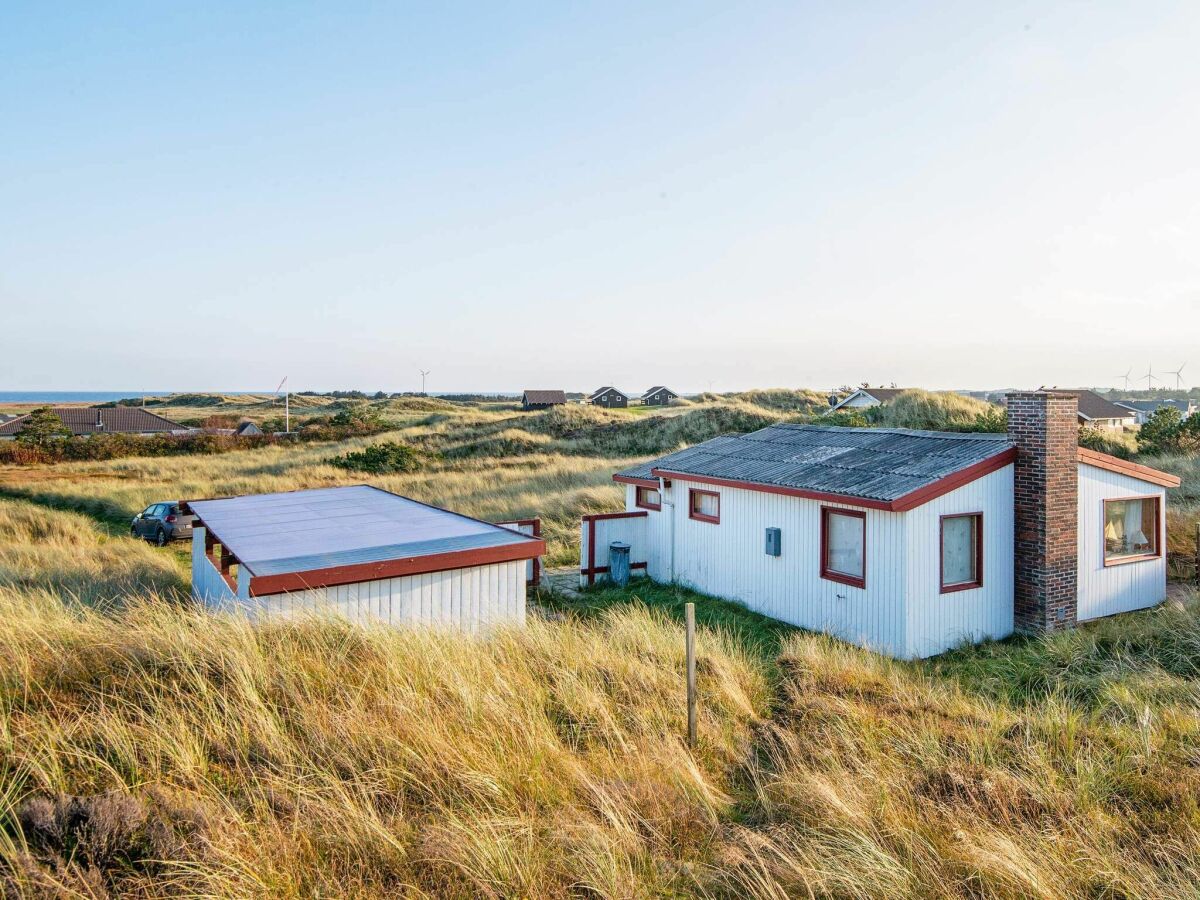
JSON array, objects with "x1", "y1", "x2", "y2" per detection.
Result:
[
  {"x1": 1103, "y1": 553, "x2": 1161, "y2": 568},
  {"x1": 941, "y1": 580, "x2": 983, "y2": 594},
  {"x1": 821, "y1": 570, "x2": 865, "y2": 589},
  {"x1": 689, "y1": 513, "x2": 719, "y2": 524}
]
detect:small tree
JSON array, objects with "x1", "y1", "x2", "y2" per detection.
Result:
[
  {"x1": 15, "y1": 407, "x2": 70, "y2": 448},
  {"x1": 1137, "y1": 407, "x2": 1184, "y2": 455}
]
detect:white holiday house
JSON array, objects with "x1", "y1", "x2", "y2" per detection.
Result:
[
  {"x1": 186, "y1": 485, "x2": 544, "y2": 631},
  {"x1": 591, "y1": 392, "x2": 1179, "y2": 659}
]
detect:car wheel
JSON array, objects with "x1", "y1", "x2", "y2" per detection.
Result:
[
  {"x1": 155, "y1": 528, "x2": 168, "y2": 547},
  {"x1": 131, "y1": 525, "x2": 140, "y2": 539}
]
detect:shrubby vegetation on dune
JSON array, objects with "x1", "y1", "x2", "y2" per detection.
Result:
[{"x1": 867, "y1": 389, "x2": 1004, "y2": 432}]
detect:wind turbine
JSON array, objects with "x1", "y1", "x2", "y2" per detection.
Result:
[
  {"x1": 1114, "y1": 367, "x2": 1132, "y2": 392},
  {"x1": 275, "y1": 376, "x2": 289, "y2": 433},
  {"x1": 1141, "y1": 365, "x2": 1159, "y2": 392},
  {"x1": 419, "y1": 369, "x2": 430, "y2": 396},
  {"x1": 1166, "y1": 363, "x2": 1187, "y2": 390}
]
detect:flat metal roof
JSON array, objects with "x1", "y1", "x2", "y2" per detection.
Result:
[
  {"x1": 616, "y1": 424, "x2": 1014, "y2": 504},
  {"x1": 187, "y1": 485, "x2": 539, "y2": 577}
]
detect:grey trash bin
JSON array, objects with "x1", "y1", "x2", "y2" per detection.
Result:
[{"x1": 608, "y1": 541, "x2": 631, "y2": 586}]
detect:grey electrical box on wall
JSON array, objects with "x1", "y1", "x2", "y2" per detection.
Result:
[{"x1": 765, "y1": 527, "x2": 781, "y2": 556}]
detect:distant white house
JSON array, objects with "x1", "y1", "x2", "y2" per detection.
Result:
[
  {"x1": 1070, "y1": 390, "x2": 1137, "y2": 430},
  {"x1": 591, "y1": 392, "x2": 1178, "y2": 659},
  {"x1": 186, "y1": 485, "x2": 544, "y2": 631},
  {"x1": 1113, "y1": 399, "x2": 1197, "y2": 425},
  {"x1": 827, "y1": 387, "x2": 910, "y2": 412}
]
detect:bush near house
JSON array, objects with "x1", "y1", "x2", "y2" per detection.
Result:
[{"x1": 328, "y1": 441, "x2": 426, "y2": 474}]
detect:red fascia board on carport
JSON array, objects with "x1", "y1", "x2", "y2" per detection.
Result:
[
  {"x1": 245, "y1": 538, "x2": 546, "y2": 597},
  {"x1": 649, "y1": 446, "x2": 1018, "y2": 513}
]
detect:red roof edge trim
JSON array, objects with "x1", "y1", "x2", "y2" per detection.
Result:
[
  {"x1": 613, "y1": 474, "x2": 660, "y2": 488},
  {"x1": 248, "y1": 538, "x2": 546, "y2": 597},
  {"x1": 1077, "y1": 447, "x2": 1181, "y2": 488}
]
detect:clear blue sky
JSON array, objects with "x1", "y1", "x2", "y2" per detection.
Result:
[{"x1": 2, "y1": 2, "x2": 1197, "y2": 394}]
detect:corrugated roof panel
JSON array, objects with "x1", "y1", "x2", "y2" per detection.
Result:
[{"x1": 617, "y1": 424, "x2": 1012, "y2": 502}]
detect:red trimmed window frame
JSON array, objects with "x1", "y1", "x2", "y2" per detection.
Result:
[
  {"x1": 820, "y1": 506, "x2": 866, "y2": 588},
  {"x1": 688, "y1": 488, "x2": 720, "y2": 524},
  {"x1": 1102, "y1": 495, "x2": 1162, "y2": 568},
  {"x1": 939, "y1": 512, "x2": 984, "y2": 594},
  {"x1": 635, "y1": 485, "x2": 661, "y2": 511}
]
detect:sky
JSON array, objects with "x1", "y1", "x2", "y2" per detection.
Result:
[{"x1": 1, "y1": 2, "x2": 1198, "y2": 394}]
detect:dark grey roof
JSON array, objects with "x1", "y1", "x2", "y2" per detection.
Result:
[
  {"x1": 590, "y1": 386, "x2": 628, "y2": 399},
  {"x1": 1070, "y1": 390, "x2": 1135, "y2": 421},
  {"x1": 0, "y1": 407, "x2": 187, "y2": 436},
  {"x1": 616, "y1": 424, "x2": 1013, "y2": 503},
  {"x1": 522, "y1": 390, "x2": 567, "y2": 405},
  {"x1": 1113, "y1": 399, "x2": 1195, "y2": 414},
  {"x1": 641, "y1": 386, "x2": 676, "y2": 398}
]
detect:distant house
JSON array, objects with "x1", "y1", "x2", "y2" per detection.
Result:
[
  {"x1": 0, "y1": 407, "x2": 190, "y2": 440},
  {"x1": 641, "y1": 386, "x2": 678, "y2": 407},
  {"x1": 521, "y1": 390, "x2": 567, "y2": 411},
  {"x1": 234, "y1": 421, "x2": 263, "y2": 436},
  {"x1": 590, "y1": 387, "x2": 629, "y2": 409},
  {"x1": 828, "y1": 387, "x2": 911, "y2": 412},
  {"x1": 1113, "y1": 399, "x2": 1197, "y2": 425},
  {"x1": 1069, "y1": 391, "x2": 1137, "y2": 430}
]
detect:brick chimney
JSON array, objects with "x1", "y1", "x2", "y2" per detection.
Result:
[{"x1": 1006, "y1": 391, "x2": 1078, "y2": 632}]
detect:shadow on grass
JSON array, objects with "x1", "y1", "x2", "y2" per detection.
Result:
[{"x1": 537, "y1": 577, "x2": 796, "y2": 664}]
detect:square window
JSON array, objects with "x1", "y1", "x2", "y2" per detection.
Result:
[
  {"x1": 1104, "y1": 497, "x2": 1159, "y2": 564},
  {"x1": 941, "y1": 513, "x2": 983, "y2": 592},
  {"x1": 821, "y1": 507, "x2": 865, "y2": 587},
  {"x1": 689, "y1": 489, "x2": 719, "y2": 523},
  {"x1": 635, "y1": 486, "x2": 661, "y2": 510}
]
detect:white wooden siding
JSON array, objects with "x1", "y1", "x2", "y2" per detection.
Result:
[
  {"x1": 625, "y1": 467, "x2": 1015, "y2": 659},
  {"x1": 580, "y1": 511, "x2": 648, "y2": 586},
  {"x1": 902, "y1": 466, "x2": 1014, "y2": 658},
  {"x1": 250, "y1": 561, "x2": 526, "y2": 631},
  {"x1": 191, "y1": 526, "x2": 239, "y2": 609},
  {"x1": 1077, "y1": 462, "x2": 1167, "y2": 621}
]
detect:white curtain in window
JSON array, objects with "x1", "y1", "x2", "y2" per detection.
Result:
[
  {"x1": 639, "y1": 488, "x2": 659, "y2": 507},
  {"x1": 826, "y1": 512, "x2": 863, "y2": 578},
  {"x1": 942, "y1": 516, "x2": 977, "y2": 585},
  {"x1": 693, "y1": 492, "x2": 718, "y2": 517}
]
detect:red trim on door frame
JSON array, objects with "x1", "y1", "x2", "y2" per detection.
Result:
[
  {"x1": 494, "y1": 518, "x2": 542, "y2": 586},
  {"x1": 581, "y1": 510, "x2": 648, "y2": 586},
  {"x1": 820, "y1": 506, "x2": 866, "y2": 589},
  {"x1": 939, "y1": 512, "x2": 984, "y2": 594},
  {"x1": 688, "y1": 488, "x2": 720, "y2": 524},
  {"x1": 651, "y1": 447, "x2": 1017, "y2": 513},
  {"x1": 1101, "y1": 494, "x2": 1163, "y2": 568}
]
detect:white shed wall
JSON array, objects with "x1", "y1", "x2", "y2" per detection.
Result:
[
  {"x1": 625, "y1": 467, "x2": 1015, "y2": 659},
  {"x1": 252, "y1": 560, "x2": 526, "y2": 632},
  {"x1": 902, "y1": 466, "x2": 1015, "y2": 658},
  {"x1": 1077, "y1": 463, "x2": 1168, "y2": 621},
  {"x1": 191, "y1": 526, "x2": 238, "y2": 609},
  {"x1": 651, "y1": 477, "x2": 911, "y2": 658}
]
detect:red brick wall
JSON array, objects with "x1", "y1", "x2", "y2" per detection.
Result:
[{"x1": 1007, "y1": 392, "x2": 1078, "y2": 632}]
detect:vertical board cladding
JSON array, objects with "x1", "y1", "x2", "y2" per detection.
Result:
[
  {"x1": 1077, "y1": 463, "x2": 1168, "y2": 620},
  {"x1": 903, "y1": 465, "x2": 1015, "y2": 658},
  {"x1": 659, "y1": 477, "x2": 910, "y2": 658},
  {"x1": 191, "y1": 527, "x2": 237, "y2": 608},
  {"x1": 235, "y1": 560, "x2": 526, "y2": 632},
  {"x1": 1008, "y1": 392, "x2": 1079, "y2": 632},
  {"x1": 579, "y1": 510, "x2": 649, "y2": 585},
  {"x1": 627, "y1": 467, "x2": 1016, "y2": 660},
  {"x1": 624, "y1": 484, "x2": 672, "y2": 579}
]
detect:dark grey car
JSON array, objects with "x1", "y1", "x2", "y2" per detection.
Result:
[{"x1": 131, "y1": 502, "x2": 195, "y2": 546}]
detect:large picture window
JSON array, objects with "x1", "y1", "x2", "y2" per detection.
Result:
[
  {"x1": 689, "y1": 489, "x2": 720, "y2": 524},
  {"x1": 1104, "y1": 497, "x2": 1160, "y2": 565},
  {"x1": 635, "y1": 486, "x2": 661, "y2": 511},
  {"x1": 821, "y1": 507, "x2": 865, "y2": 587},
  {"x1": 941, "y1": 513, "x2": 983, "y2": 593}
]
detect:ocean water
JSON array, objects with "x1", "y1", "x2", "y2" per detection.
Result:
[{"x1": 0, "y1": 391, "x2": 254, "y2": 404}]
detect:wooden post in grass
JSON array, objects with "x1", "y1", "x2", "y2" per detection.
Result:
[
  {"x1": 685, "y1": 602, "x2": 697, "y2": 748},
  {"x1": 1195, "y1": 523, "x2": 1200, "y2": 584}
]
